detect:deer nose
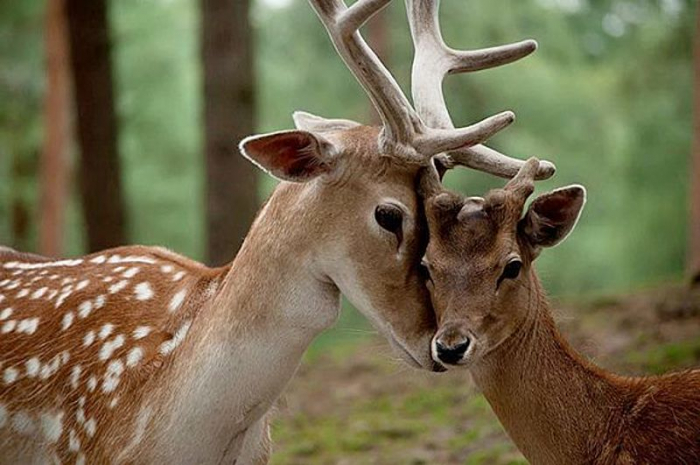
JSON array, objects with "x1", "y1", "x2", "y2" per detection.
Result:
[{"x1": 435, "y1": 338, "x2": 470, "y2": 365}]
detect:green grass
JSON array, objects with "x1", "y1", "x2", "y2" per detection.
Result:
[{"x1": 626, "y1": 339, "x2": 700, "y2": 375}]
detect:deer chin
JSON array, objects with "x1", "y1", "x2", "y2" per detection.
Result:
[{"x1": 386, "y1": 332, "x2": 441, "y2": 372}]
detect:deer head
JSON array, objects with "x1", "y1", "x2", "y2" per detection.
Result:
[
  {"x1": 238, "y1": 0, "x2": 556, "y2": 369},
  {"x1": 420, "y1": 158, "x2": 586, "y2": 367}
]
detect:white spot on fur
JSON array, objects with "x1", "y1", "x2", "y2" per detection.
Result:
[
  {"x1": 103, "y1": 359, "x2": 124, "y2": 393},
  {"x1": 4, "y1": 367, "x2": 19, "y2": 384},
  {"x1": 31, "y1": 287, "x2": 48, "y2": 299},
  {"x1": 95, "y1": 294, "x2": 106, "y2": 309},
  {"x1": 83, "y1": 330, "x2": 96, "y2": 347},
  {"x1": 172, "y1": 271, "x2": 186, "y2": 282},
  {"x1": 108, "y1": 397, "x2": 119, "y2": 409},
  {"x1": 16, "y1": 288, "x2": 29, "y2": 298},
  {"x1": 99, "y1": 324, "x2": 114, "y2": 340},
  {"x1": 91, "y1": 255, "x2": 106, "y2": 264},
  {"x1": 0, "y1": 307, "x2": 12, "y2": 320},
  {"x1": 84, "y1": 418, "x2": 96, "y2": 437},
  {"x1": 133, "y1": 326, "x2": 151, "y2": 339},
  {"x1": 161, "y1": 264, "x2": 173, "y2": 273},
  {"x1": 40, "y1": 356, "x2": 61, "y2": 380},
  {"x1": 126, "y1": 347, "x2": 144, "y2": 367},
  {"x1": 0, "y1": 404, "x2": 6, "y2": 428},
  {"x1": 25, "y1": 358, "x2": 40, "y2": 377},
  {"x1": 123, "y1": 267, "x2": 140, "y2": 278},
  {"x1": 87, "y1": 376, "x2": 97, "y2": 392},
  {"x1": 69, "y1": 428, "x2": 80, "y2": 451},
  {"x1": 107, "y1": 255, "x2": 156, "y2": 265},
  {"x1": 17, "y1": 317, "x2": 39, "y2": 334},
  {"x1": 76, "y1": 279, "x2": 89, "y2": 291},
  {"x1": 1, "y1": 320, "x2": 16, "y2": 334},
  {"x1": 62, "y1": 312, "x2": 74, "y2": 330},
  {"x1": 55, "y1": 291, "x2": 71, "y2": 308},
  {"x1": 60, "y1": 351, "x2": 70, "y2": 364},
  {"x1": 77, "y1": 301, "x2": 93, "y2": 319},
  {"x1": 109, "y1": 280, "x2": 128, "y2": 294},
  {"x1": 70, "y1": 365, "x2": 82, "y2": 389},
  {"x1": 0, "y1": 294, "x2": 4, "y2": 303},
  {"x1": 159, "y1": 320, "x2": 192, "y2": 355},
  {"x1": 12, "y1": 411, "x2": 35, "y2": 435},
  {"x1": 169, "y1": 289, "x2": 187, "y2": 313},
  {"x1": 76, "y1": 453, "x2": 86, "y2": 465},
  {"x1": 3, "y1": 259, "x2": 82, "y2": 270},
  {"x1": 134, "y1": 282, "x2": 154, "y2": 301},
  {"x1": 99, "y1": 335, "x2": 125, "y2": 361},
  {"x1": 76, "y1": 407, "x2": 85, "y2": 425},
  {"x1": 40, "y1": 411, "x2": 64, "y2": 443}
]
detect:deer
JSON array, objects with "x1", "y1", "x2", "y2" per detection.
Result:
[
  {"x1": 0, "y1": 0, "x2": 555, "y2": 463},
  {"x1": 419, "y1": 157, "x2": 700, "y2": 464}
]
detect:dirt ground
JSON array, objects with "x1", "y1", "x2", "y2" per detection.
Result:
[{"x1": 270, "y1": 284, "x2": 700, "y2": 465}]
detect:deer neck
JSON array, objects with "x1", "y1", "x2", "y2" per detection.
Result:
[
  {"x1": 470, "y1": 273, "x2": 625, "y2": 464},
  {"x1": 151, "y1": 182, "x2": 342, "y2": 463}
]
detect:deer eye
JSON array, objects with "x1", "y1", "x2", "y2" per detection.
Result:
[
  {"x1": 375, "y1": 204, "x2": 403, "y2": 234},
  {"x1": 498, "y1": 258, "x2": 522, "y2": 287},
  {"x1": 503, "y1": 260, "x2": 522, "y2": 279}
]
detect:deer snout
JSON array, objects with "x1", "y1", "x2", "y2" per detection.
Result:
[{"x1": 432, "y1": 324, "x2": 473, "y2": 366}]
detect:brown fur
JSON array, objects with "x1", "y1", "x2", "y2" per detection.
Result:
[
  {"x1": 0, "y1": 126, "x2": 438, "y2": 463},
  {"x1": 0, "y1": 246, "x2": 224, "y2": 463},
  {"x1": 422, "y1": 165, "x2": 700, "y2": 464}
]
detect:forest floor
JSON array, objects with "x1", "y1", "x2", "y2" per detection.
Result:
[{"x1": 270, "y1": 284, "x2": 700, "y2": 465}]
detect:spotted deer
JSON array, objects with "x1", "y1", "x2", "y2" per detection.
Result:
[
  {"x1": 0, "y1": 0, "x2": 555, "y2": 463},
  {"x1": 420, "y1": 158, "x2": 700, "y2": 464}
]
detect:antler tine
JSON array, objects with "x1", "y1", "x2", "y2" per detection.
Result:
[
  {"x1": 308, "y1": 0, "x2": 514, "y2": 160},
  {"x1": 308, "y1": 0, "x2": 422, "y2": 155},
  {"x1": 406, "y1": 0, "x2": 556, "y2": 180}
]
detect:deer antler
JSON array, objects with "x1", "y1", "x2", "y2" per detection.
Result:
[
  {"x1": 406, "y1": 0, "x2": 555, "y2": 179},
  {"x1": 308, "y1": 0, "x2": 518, "y2": 163}
]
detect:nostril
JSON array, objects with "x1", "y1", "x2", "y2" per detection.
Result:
[{"x1": 435, "y1": 338, "x2": 470, "y2": 365}]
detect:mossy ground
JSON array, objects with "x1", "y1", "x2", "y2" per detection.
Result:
[{"x1": 271, "y1": 285, "x2": 700, "y2": 464}]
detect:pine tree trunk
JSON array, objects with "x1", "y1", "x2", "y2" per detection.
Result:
[
  {"x1": 201, "y1": 0, "x2": 258, "y2": 266},
  {"x1": 691, "y1": 5, "x2": 700, "y2": 284},
  {"x1": 65, "y1": 0, "x2": 126, "y2": 252},
  {"x1": 39, "y1": 0, "x2": 71, "y2": 258}
]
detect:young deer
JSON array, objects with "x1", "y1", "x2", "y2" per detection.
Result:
[
  {"x1": 0, "y1": 1, "x2": 555, "y2": 463},
  {"x1": 420, "y1": 158, "x2": 700, "y2": 464}
]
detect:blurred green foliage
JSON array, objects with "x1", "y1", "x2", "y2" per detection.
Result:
[{"x1": 0, "y1": 0, "x2": 695, "y2": 297}]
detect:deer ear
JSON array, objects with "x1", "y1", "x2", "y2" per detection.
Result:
[
  {"x1": 239, "y1": 130, "x2": 338, "y2": 182},
  {"x1": 293, "y1": 111, "x2": 361, "y2": 133},
  {"x1": 519, "y1": 185, "x2": 586, "y2": 249}
]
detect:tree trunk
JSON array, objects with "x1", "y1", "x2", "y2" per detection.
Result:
[
  {"x1": 39, "y1": 0, "x2": 71, "y2": 258},
  {"x1": 201, "y1": 0, "x2": 258, "y2": 266},
  {"x1": 691, "y1": 5, "x2": 700, "y2": 284},
  {"x1": 10, "y1": 155, "x2": 31, "y2": 252},
  {"x1": 65, "y1": 0, "x2": 126, "y2": 252}
]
